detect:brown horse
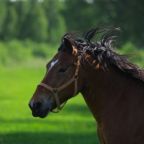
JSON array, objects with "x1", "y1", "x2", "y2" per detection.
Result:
[{"x1": 29, "y1": 28, "x2": 144, "y2": 144}]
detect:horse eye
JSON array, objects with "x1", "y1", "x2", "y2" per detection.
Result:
[{"x1": 58, "y1": 68, "x2": 67, "y2": 73}]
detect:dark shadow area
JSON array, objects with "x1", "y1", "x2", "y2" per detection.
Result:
[
  {"x1": 0, "y1": 118, "x2": 95, "y2": 126},
  {"x1": 62, "y1": 103, "x2": 92, "y2": 116},
  {"x1": 0, "y1": 104, "x2": 93, "y2": 124},
  {"x1": 0, "y1": 132, "x2": 100, "y2": 144},
  {"x1": 58, "y1": 103, "x2": 91, "y2": 119}
]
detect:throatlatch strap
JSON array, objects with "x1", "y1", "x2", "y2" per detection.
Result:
[
  {"x1": 53, "y1": 93, "x2": 60, "y2": 109},
  {"x1": 39, "y1": 83, "x2": 61, "y2": 109}
]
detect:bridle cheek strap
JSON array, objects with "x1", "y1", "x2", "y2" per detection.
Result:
[
  {"x1": 38, "y1": 56, "x2": 81, "y2": 113},
  {"x1": 39, "y1": 83, "x2": 61, "y2": 112}
]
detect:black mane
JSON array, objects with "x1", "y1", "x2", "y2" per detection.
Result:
[{"x1": 60, "y1": 27, "x2": 144, "y2": 82}]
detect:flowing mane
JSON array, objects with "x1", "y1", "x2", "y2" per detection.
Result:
[{"x1": 59, "y1": 27, "x2": 144, "y2": 82}]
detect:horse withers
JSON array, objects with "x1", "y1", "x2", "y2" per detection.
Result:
[{"x1": 29, "y1": 28, "x2": 144, "y2": 144}]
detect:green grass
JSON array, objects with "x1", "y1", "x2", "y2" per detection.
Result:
[{"x1": 0, "y1": 65, "x2": 98, "y2": 144}]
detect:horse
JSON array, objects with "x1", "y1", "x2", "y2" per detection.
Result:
[{"x1": 29, "y1": 27, "x2": 144, "y2": 144}]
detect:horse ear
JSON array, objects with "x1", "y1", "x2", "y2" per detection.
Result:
[{"x1": 63, "y1": 38, "x2": 73, "y2": 54}]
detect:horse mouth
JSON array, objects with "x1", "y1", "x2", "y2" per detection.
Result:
[{"x1": 32, "y1": 109, "x2": 50, "y2": 118}]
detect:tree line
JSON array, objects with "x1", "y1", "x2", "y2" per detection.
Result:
[
  {"x1": 0, "y1": 0, "x2": 143, "y2": 47},
  {"x1": 0, "y1": 0, "x2": 66, "y2": 43}
]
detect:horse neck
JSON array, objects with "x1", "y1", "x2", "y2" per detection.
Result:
[{"x1": 81, "y1": 66, "x2": 133, "y2": 122}]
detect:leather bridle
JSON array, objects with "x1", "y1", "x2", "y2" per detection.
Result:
[{"x1": 38, "y1": 56, "x2": 81, "y2": 112}]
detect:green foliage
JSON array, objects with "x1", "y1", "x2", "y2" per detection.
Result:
[
  {"x1": 48, "y1": 14, "x2": 66, "y2": 43},
  {"x1": 44, "y1": 0, "x2": 66, "y2": 43},
  {"x1": 0, "y1": 40, "x2": 57, "y2": 66},
  {"x1": 63, "y1": 0, "x2": 95, "y2": 31},
  {"x1": 14, "y1": 1, "x2": 30, "y2": 39},
  {"x1": 63, "y1": 0, "x2": 144, "y2": 46},
  {"x1": 23, "y1": 1, "x2": 48, "y2": 42},
  {"x1": 0, "y1": 0, "x2": 66, "y2": 43},
  {"x1": 31, "y1": 43, "x2": 55, "y2": 58},
  {"x1": 119, "y1": 42, "x2": 144, "y2": 67},
  {"x1": 0, "y1": 0, "x2": 143, "y2": 45},
  {"x1": 0, "y1": 1, "x2": 6, "y2": 38},
  {"x1": 3, "y1": 2, "x2": 18, "y2": 40},
  {"x1": 120, "y1": 42, "x2": 136, "y2": 53},
  {"x1": 5, "y1": 40, "x2": 32, "y2": 62},
  {"x1": 0, "y1": 43, "x2": 9, "y2": 65},
  {"x1": 0, "y1": 0, "x2": 143, "y2": 66}
]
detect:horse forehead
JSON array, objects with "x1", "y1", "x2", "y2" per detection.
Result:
[
  {"x1": 58, "y1": 52, "x2": 73, "y2": 62},
  {"x1": 49, "y1": 59, "x2": 59, "y2": 70},
  {"x1": 49, "y1": 52, "x2": 73, "y2": 68}
]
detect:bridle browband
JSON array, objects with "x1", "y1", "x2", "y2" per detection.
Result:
[{"x1": 38, "y1": 56, "x2": 81, "y2": 113}]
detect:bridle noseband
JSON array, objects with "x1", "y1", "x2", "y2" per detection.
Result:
[{"x1": 38, "y1": 56, "x2": 81, "y2": 112}]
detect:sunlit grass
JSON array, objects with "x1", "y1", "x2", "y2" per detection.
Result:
[{"x1": 0, "y1": 66, "x2": 98, "y2": 144}]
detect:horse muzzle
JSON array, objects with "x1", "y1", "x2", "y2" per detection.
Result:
[{"x1": 29, "y1": 99, "x2": 52, "y2": 118}]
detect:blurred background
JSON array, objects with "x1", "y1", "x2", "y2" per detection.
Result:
[{"x1": 0, "y1": 0, "x2": 144, "y2": 144}]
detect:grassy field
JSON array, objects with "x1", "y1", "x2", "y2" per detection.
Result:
[{"x1": 0, "y1": 64, "x2": 99, "y2": 144}]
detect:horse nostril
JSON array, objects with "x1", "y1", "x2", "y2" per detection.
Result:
[
  {"x1": 33, "y1": 102, "x2": 42, "y2": 110},
  {"x1": 29, "y1": 101, "x2": 42, "y2": 111}
]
